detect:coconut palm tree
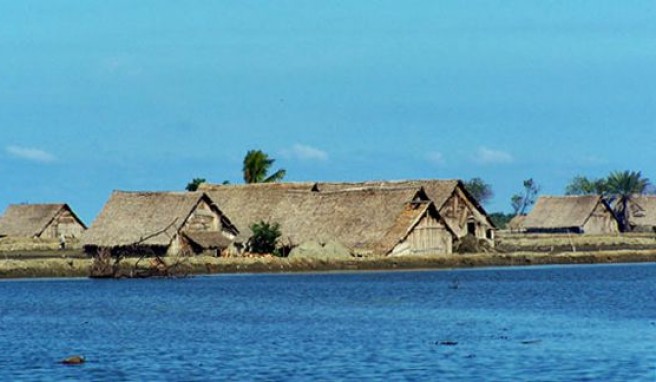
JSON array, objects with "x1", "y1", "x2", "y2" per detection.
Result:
[
  {"x1": 605, "y1": 170, "x2": 650, "y2": 231},
  {"x1": 243, "y1": 150, "x2": 286, "y2": 184}
]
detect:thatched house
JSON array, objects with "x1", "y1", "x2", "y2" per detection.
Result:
[
  {"x1": 82, "y1": 191, "x2": 238, "y2": 256},
  {"x1": 626, "y1": 195, "x2": 656, "y2": 232},
  {"x1": 197, "y1": 182, "x2": 317, "y2": 241},
  {"x1": 199, "y1": 183, "x2": 455, "y2": 256},
  {"x1": 522, "y1": 196, "x2": 620, "y2": 234},
  {"x1": 0, "y1": 203, "x2": 86, "y2": 239},
  {"x1": 507, "y1": 214, "x2": 527, "y2": 233},
  {"x1": 316, "y1": 180, "x2": 496, "y2": 243}
]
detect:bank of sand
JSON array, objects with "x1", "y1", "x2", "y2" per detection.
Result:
[{"x1": 2, "y1": 249, "x2": 656, "y2": 279}]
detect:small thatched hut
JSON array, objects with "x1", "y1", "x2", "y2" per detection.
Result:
[
  {"x1": 626, "y1": 195, "x2": 656, "y2": 232},
  {"x1": 316, "y1": 180, "x2": 496, "y2": 243},
  {"x1": 522, "y1": 196, "x2": 619, "y2": 234},
  {"x1": 200, "y1": 183, "x2": 455, "y2": 256},
  {"x1": 0, "y1": 203, "x2": 86, "y2": 239},
  {"x1": 507, "y1": 214, "x2": 527, "y2": 233},
  {"x1": 82, "y1": 191, "x2": 238, "y2": 256}
]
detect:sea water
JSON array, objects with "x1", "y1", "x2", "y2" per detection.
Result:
[{"x1": 0, "y1": 263, "x2": 654, "y2": 381}]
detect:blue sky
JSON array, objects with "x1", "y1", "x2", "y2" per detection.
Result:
[{"x1": 2, "y1": 1, "x2": 655, "y2": 223}]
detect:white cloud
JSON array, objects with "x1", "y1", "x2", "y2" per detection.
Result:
[
  {"x1": 473, "y1": 147, "x2": 513, "y2": 165},
  {"x1": 282, "y1": 144, "x2": 328, "y2": 162},
  {"x1": 425, "y1": 151, "x2": 446, "y2": 166},
  {"x1": 6, "y1": 145, "x2": 56, "y2": 163}
]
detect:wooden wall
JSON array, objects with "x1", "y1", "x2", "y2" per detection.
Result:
[
  {"x1": 583, "y1": 202, "x2": 620, "y2": 234},
  {"x1": 440, "y1": 187, "x2": 493, "y2": 242},
  {"x1": 41, "y1": 209, "x2": 85, "y2": 239},
  {"x1": 184, "y1": 199, "x2": 220, "y2": 232},
  {"x1": 392, "y1": 213, "x2": 452, "y2": 255}
]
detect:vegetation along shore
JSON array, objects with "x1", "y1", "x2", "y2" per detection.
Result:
[{"x1": 2, "y1": 233, "x2": 656, "y2": 279}]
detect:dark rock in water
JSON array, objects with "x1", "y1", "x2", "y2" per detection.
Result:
[
  {"x1": 61, "y1": 355, "x2": 85, "y2": 365},
  {"x1": 437, "y1": 340, "x2": 458, "y2": 346}
]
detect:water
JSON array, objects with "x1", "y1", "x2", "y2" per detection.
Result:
[{"x1": 0, "y1": 263, "x2": 655, "y2": 381}]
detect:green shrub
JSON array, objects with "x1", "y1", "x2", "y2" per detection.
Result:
[{"x1": 249, "y1": 221, "x2": 281, "y2": 254}]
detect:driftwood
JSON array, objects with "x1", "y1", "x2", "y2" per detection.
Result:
[{"x1": 90, "y1": 219, "x2": 190, "y2": 279}]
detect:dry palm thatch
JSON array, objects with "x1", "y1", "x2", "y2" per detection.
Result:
[
  {"x1": 82, "y1": 191, "x2": 236, "y2": 248},
  {"x1": 0, "y1": 204, "x2": 86, "y2": 238},
  {"x1": 316, "y1": 179, "x2": 496, "y2": 229},
  {"x1": 522, "y1": 196, "x2": 615, "y2": 232},
  {"x1": 277, "y1": 188, "x2": 449, "y2": 255},
  {"x1": 198, "y1": 182, "x2": 317, "y2": 239},
  {"x1": 202, "y1": 182, "x2": 452, "y2": 255},
  {"x1": 183, "y1": 231, "x2": 233, "y2": 250},
  {"x1": 507, "y1": 214, "x2": 527, "y2": 232},
  {"x1": 626, "y1": 195, "x2": 656, "y2": 231}
]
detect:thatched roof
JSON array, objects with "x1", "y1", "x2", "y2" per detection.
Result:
[
  {"x1": 0, "y1": 204, "x2": 86, "y2": 238},
  {"x1": 316, "y1": 179, "x2": 495, "y2": 228},
  {"x1": 82, "y1": 191, "x2": 235, "y2": 247},
  {"x1": 628, "y1": 195, "x2": 656, "y2": 228},
  {"x1": 522, "y1": 196, "x2": 610, "y2": 230},
  {"x1": 183, "y1": 231, "x2": 233, "y2": 250},
  {"x1": 202, "y1": 183, "x2": 450, "y2": 254},
  {"x1": 277, "y1": 188, "x2": 445, "y2": 254},
  {"x1": 507, "y1": 214, "x2": 527, "y2": 230},
  {"x1": 198, "y1": 182, "x2": 317, "y2": 239}
]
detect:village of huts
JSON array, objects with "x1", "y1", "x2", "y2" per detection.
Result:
[
  {"x1": 72, "y1": 178, "x2": 498, "y2": 257},
  {"x1": 3, "y1": 179, "x2": 656, "y2": 260}
]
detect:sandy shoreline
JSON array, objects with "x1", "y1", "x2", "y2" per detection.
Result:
[{"x1": 2, "y1": 250, "x2": 656, "y2": 279}]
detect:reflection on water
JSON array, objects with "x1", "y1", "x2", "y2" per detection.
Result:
[{"x1": 0, "y1": 264, "x2": 655, "y2": 381}]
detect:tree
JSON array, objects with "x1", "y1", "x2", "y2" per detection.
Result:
[
  {"x1": 565, "y1": 176, "x2": 607, "y2": 196},
  {"x1": 604, "y1": 170, "x2": 650, "y2": 231},
  {"x1": 463, "y1": 177, "x2": 493, "y2": 205},
  {"x1": 186, "y1": 178, "x2": 206, "y2": 191},
  {"x1": 511, "y1": 178, "x2": 539, "y2": 215},
  {"x1": 243, "y1": 150, "x2": 286, "y2": 184},
  {"x1": 249, "y1": 221, "x2": 281, "y2": 254},
  {"x1": 488, "y1": 212, "x2": 515, "y2": 229}
]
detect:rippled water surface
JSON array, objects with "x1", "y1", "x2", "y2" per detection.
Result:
[{"x1": 1, "y1": 263, "x2": 655, "y2": 381}]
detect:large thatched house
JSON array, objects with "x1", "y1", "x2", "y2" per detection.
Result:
[
  {"x1": 82, "y1": 191, "x2": 238, "y2": 256},
  {"x1": 0, "y1": 203, "x2": 86, "y2": 239},
  {"x1": 522, "y1": 196, "x2": 620, "y2": 234},
  {"x1": 626, "y1": 195, "x2": 656, "y2": 232},
  {"x1": 199, "y1": 183, "x2": 455, "y2": 256},
  {"x1": 316, "y1": 180, "x2": 496, "y2": 243},
  {"x1": 197, "y1": 182, "x2": 316, "y2": 241}
]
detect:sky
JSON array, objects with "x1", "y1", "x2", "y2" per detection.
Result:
[{"x1": 1, "y1": 1, "x2": 655, "y2": 223}]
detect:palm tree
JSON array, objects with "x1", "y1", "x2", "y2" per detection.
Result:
[
  {"x1": 605, "y1": 170, "x2": 650, "y2": 231},
  {"x1": 243, "y1": 150, "x2": 286, "y2": 184}
]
